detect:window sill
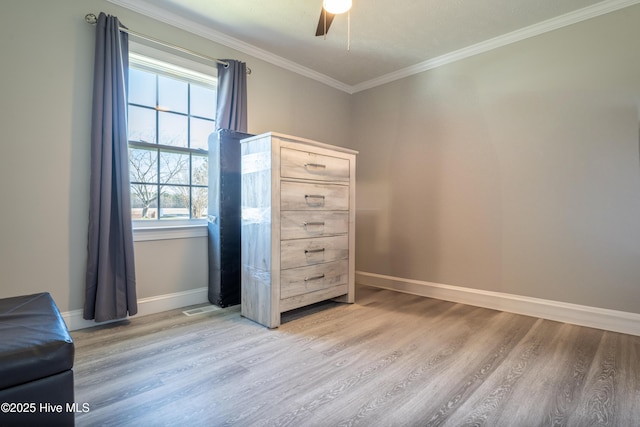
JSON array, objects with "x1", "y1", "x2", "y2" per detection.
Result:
[{"x1": 133, "y1": 222, "x2": 208, "y2": 242}]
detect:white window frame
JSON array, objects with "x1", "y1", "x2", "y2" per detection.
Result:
[{"x1": 128, "y1": 42, "x2": 217, "y2": 241}]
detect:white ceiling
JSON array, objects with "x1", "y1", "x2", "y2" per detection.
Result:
[{"x1": 107, "y1": 0, "x2": 639, "y2": 93}]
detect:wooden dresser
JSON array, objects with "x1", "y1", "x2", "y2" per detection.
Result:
[{"x1": 240, "y1": 132, "x2": 357, "y2": 328}]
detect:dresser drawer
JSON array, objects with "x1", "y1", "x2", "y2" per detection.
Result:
[
  {"x1": 281, "y1": 147, "x2": 350, "y2": 182},
  {"x1": 281, "y1": 181, "x2": 349, "y2": 211},
  {"x1": 280, "y1": 235, "x2": 349, "y2": 270},
  {"x1": 280, "y1": 260, "x2": 349, "y2": 299},
  {"x1": 279, "y1": 284, "x2": 349, "y2": 313},
  {"x1": 281, "y1": 211, "x2": 349, "y2": 240}
]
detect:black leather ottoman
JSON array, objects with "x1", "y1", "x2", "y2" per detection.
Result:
[{"x1": 0, "y1": 293, "x2": 75, "y2": 427}]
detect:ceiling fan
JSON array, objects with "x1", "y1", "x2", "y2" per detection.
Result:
[{"x1": 315, "y1": 0, "x2": 352, "y2": 37}]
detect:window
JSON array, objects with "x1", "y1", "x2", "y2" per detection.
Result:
[{"x1": 127, "y1": 50, "x2": 216, "y2": 230}]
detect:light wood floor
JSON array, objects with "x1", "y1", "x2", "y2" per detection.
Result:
[{"x1": 71, "y1": 285, "x2": 640, "y2": 426}]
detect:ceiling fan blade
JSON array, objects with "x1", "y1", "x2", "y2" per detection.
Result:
[{"x1": 315, "y1": 8, "x2": 336, "y2": 37}]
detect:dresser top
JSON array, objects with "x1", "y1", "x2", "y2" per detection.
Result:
[{"x1": 240, "y1": 132, "x2": 359, "y2": 155}]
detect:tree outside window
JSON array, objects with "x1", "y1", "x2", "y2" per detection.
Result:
[{"x1": 127, "y1": 56, "x2": 216, "y2": 223}]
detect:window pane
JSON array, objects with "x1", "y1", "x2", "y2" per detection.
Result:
[
  {"x1": 190, "y1": 117, "x2": 215, "y2": 150},
  {"x1": 160, "y1": 151, "x2": 189, "y2": 184},
  {"x1": 131, "y1": 184, "x2": 158, "y2": 220},
  {"x1": 160, "y1": 186, "x2": 189, "y2": 220},
  {"x1": 158, "y1": 112, "x2": 188, "y2": 147},
  {"x1": 192, "y1": 155, "x2": 208, "y2": 186},
  {"x1": 128, "y1": 106, "x2": 156, "y2": 143},
  {"x1": 128, "y1": 52, "x2": 213, "y2": 224},
  {"x1": 129, "y1": 68, "x2": 155, "y2": 107},
  {"x1": 158, "y1": 75, "x2": 187, "y2": 113},
  {"x1": 192, "y1": 187, "x2": 208, "y2": 219},
  {"x1": 191, "y1": 85, "x2": 215, "y2": 119},
  {"x1": 129, "y1": 147, "x2": 158, "y2": 184}
]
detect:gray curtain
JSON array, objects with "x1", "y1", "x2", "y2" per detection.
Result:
[
  {"x1": 84, "y1": 12, "x2": 137, "y2": 322},
  {"x1": 216, "y1": 60, "x2": 248, "y2": 132}
]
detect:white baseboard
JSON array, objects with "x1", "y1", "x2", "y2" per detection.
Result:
[
  {"x1": 356, "y1": 271, "x2": 640, "y2": 337},
  {"x1": 62, "y1": 287, "x2": 209, "y2": 331}
]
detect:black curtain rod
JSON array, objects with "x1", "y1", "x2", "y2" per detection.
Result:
[{"x1": 84, "y1": 13, "x2": 251, "y2": 74}]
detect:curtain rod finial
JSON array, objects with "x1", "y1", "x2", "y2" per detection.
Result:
[{"x1": 85, "y1": 13, "x2": 98, "y2": 25}]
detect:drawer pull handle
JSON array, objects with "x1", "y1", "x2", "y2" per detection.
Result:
[
  {"x1": 305, "y1": 274, "x2": 325, "y2": 282},
  {"x1": 305, "y1": 194, "x2": 326, "y2": 206},
  {"x1": 305, "y1": 163, "x2": 327, "y2": 169},
  {"x1": 303, "y1": 221, "x2": 325, "y2": 228},
  {"x1": 305, "y1": 248, "x2": 325, "y2": 254}
]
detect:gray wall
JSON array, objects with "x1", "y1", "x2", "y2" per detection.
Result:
[
  {"x1": 351, "y1": 5, "x2": 640, "y2": 313},
  {"x1": 1, "y1": 0, "x2": 638, "y2": 317},
  {"x1": 0, "y1": 0, "x2": 351, "y2": 313}
]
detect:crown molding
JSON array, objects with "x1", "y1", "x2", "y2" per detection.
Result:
[
  {"x1": 106, "y1": 0, "x2": 640, "y2": 95},
  {"x1": 105, "y1": 0, "x2": 353, "y2": 93},
  {"x1": 351, "y1": 0, "x2": 640, "y2": 93}
]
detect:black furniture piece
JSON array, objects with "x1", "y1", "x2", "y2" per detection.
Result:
[
  {"x1": 0, "y1": 292, "x2": 75, "y2": 427},
  {"x1": 207, "y1": 129, "x2": 253, "y2": 307}
]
